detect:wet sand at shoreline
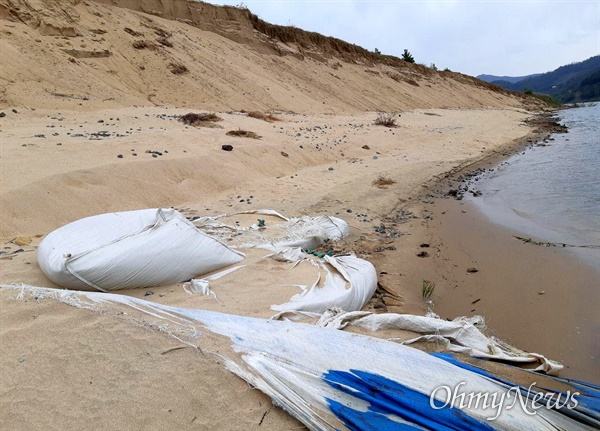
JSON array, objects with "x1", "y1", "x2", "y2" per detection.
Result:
[{"x1": 427, "y1": 198, "x2": 599, "y2": 383}]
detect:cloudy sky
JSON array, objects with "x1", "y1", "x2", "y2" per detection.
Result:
[{"x1": 204, "y1": 0, "x2": 599, "y2": 77}]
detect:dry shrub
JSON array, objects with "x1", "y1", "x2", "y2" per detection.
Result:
[
  {"x1": 372, "y1": 176, "x2": 396, "y2": 188},
  {"x1": 247, "y1": 111, "x2": 281, "y2": 122},
  {"x1": 374, "y1": 112, "x2": 399, "y2": 127},
  {"x1": 124, "y1": 27, "x2": 143, "y2": 37},
  {"x1": 157, "y1": 37, "x2": 173, "y2": 47},
  {"x1": 387, "y1": 72, "x2": 402, "y2": 82},
  {"x1": 226, "y1": 129, "x2": 261, "y2": 139},
  {"x1": 179, "y1": 112, "x2": 222, "y2": 127},
  {"x1": 169, "y1": 62, "x2": 188, "y2": 75},
  {"x1": 132, "y1": 40, "x2": 152, "y2": 50}
]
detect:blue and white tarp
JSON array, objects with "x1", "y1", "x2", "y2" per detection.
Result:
[{"x1": 5, "y1": 285, "x2": 597, "y2": 431}]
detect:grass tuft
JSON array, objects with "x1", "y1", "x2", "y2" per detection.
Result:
[
  {"x1": 226, "y1": 129, "x2": 261, "y2": 139},
  {"x1": 179, "y1": 112, "x2": 222, "y2": 127},
  {"x1": 247, "y1": 111, "x2": 281, "y2": 122},
  {"x1": 422, "y1": 280, "x2": 436, "y2": 301},
  {"x1": 372, "y1": 176, "x2": 396, "y2": 188}
]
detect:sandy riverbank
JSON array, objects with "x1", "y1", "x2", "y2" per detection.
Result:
[
  {"x1": 362, "y1": 115, "x2": 599, "y2": 383},
  {"x1": 2, "y1": 106, "x2": 593, "y2": 429}
]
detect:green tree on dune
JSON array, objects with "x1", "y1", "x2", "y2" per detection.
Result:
[{"x1": 402, "y1": 49, "x2": 415, "y2": 63}]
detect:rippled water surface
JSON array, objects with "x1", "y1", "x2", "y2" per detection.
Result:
[{"x1": 473, "y1": 103, "x2": 600, "y2": 268}]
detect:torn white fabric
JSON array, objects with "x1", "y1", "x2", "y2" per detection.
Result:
[
  {"x1": 193, "y1": 210, "x2": 350, "y2": 251},
  {"x1": 316, "y1": 309, "x2": 563, "y2": 375},
  {"x1": 271, "y1": 254, "x2": 377, "y2": 315},
  {"x1": 182, "y1": 265, "x2": 246, "y2": 301},
  {"x1": 4, "y1": 285, "x2": 594, "y2": 431},
  {"x1": 37, "y1": 209, "x2": 245, "y2": 291}
]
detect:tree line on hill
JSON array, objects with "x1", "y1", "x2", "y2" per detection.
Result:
[{"x1": 478, "y1": 55, "x2": 600, "y2": 103}]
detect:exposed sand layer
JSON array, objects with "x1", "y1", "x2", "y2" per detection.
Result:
[
  {"x1": 0, "y1": 0, "x2": 538, "y2": 112},
  {"x1": 0, "y1": 289, "x2": 302, "y2": 431}
]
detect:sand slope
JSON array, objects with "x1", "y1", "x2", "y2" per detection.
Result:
[{"x1": 0, "y1": 0, "x2": 533, "y2": 112}]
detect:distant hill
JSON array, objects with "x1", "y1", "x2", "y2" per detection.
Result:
[
  {"x1": 482, "y1": 56, "x2": 600, "y2": 103},
  {"x1": 477, "y1": 73, "x2": 541, "y2": 84}
]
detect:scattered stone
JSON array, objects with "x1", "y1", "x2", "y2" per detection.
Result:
[
  {"x1": 466, "y1": 267, "x2": 479, "y2": 273},
  {"x1": 34, "y1": 134, "x2": 45, "y2": 138},
  {"x1": 117, "y1": 154, "x2": 123, "y2": 158},
  {"x1": 281, "y1": 151, "x2": 289, "y2": 157},
  {"x1": 0, "y1": 112, "x2": 5, "y2": 118},
  {"x1": 13, "y1": 237, "x2": 31, "y2": 246},
  {"x1": 538, "y1": 291, "x2": 545, "y2": 295},
  {"x1": 362, "y1": 145, "x2": 370, "y2": 150},
  {"x1": 420, "y1": 243, "x2": 430, "y2": 248},
  {"x1": 328, "y1": 167, "x2": 334, "y2": 171},
  {"x1": 346, "y1": 209, "x2": 353, "y2": 213},
  {"x1": 417, "y1": 251, "x2": 429, "y2": 258},
  {"x1": 12, "y1": 109, "x2": 17, "y2": 113},
  {"x1": 144, "y1": 290, "x2": 154, "y2": 296},
  {"x1": 471, "y1": 298, "x2": 481, "y2": 304},
  {"x1": 222, "y1": 144, "x2": 233, "y2": 151}
]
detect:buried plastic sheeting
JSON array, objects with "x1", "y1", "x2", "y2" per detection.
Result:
[
  {"x1": 5, "y1": 285, "x2": 597, "y2": 431},
  {"x1": 37, "y1": 209, "x2": 245, "y2": 291}
]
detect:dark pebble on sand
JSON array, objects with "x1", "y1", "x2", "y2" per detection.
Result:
[{"x1": 222, "y1": 145, "x2": 233, "y2": 151}]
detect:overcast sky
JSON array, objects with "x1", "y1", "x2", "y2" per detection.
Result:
[{"x1": 203, "y1": 0, "x2": 599, "y2": 77}]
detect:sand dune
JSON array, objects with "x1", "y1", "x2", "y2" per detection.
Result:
[{"x1": 0, "y1": 0, "x2": 535, "y2": 112}]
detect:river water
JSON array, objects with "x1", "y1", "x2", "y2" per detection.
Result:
[{"x1": 471, "y1": 103, "x2": 600, "y2": 269}]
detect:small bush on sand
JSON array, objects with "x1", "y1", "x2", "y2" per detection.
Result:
[
  {"x1": 157, "y1": 36, "x2": 173, "y2": 47},
  {"x1": 132, "y1": 40, "x2": 152, "y2": 50},
  {"x1": 374, "y1": 112, "x2": 399, "y2": 127},
  {"x1": 247, "y1": 111, "x2": 281, "y2": 122},
  {"x1": 169, "y1": 62, "x2": 188, "y2": 75},
  {"x1": 179, "y1": 112, "x2": 222, "y2": 127},
  {"x1": 372, "y1": 176, "x2": 396, "y2": 188},
  {"x1": 226, "y1": 129, "x2": 261, "y2": 139}
]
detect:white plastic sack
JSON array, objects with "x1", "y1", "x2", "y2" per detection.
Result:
[{"x1": 37, "y1": 209, "x2": 245, "y2": 291}]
